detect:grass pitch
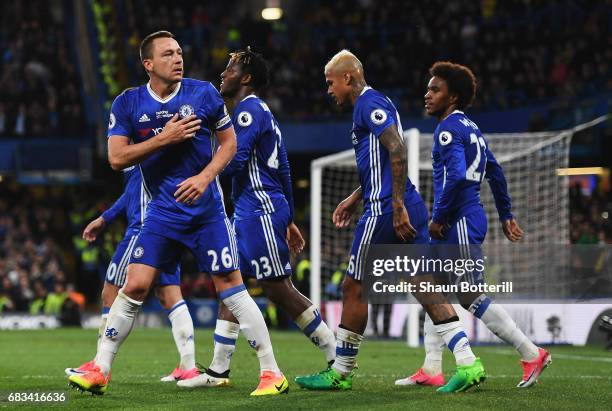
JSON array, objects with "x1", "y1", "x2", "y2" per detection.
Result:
[{"x1": 1, "y1": 328, "x2": 611, "y2": 410}]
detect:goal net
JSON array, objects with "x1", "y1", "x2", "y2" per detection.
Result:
[{"x1": 310, "y1": 122, "x2": 585, "y2": 341}]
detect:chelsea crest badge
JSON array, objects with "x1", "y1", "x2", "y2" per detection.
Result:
[{"x1": 178, "y1": 104, "x2": 195, "y2": 118}]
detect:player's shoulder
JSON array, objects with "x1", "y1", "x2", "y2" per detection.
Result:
[
  {"x1": 181, "y1": 78, "x2": 219, "y2": 95},
  {"x1": 442, "y1": 111, "x2": 479, "y2": 133},
  {"x1": 437, "y1": 111, "x2": 474, "y2": 144},
  {"x1": 355, "y1": 87, "x2": 395, "y2": 124},
  {"x1": 235, "y1": 95, "x2": 269, "y2": 127},
  {"x1": 356, "y1": 87, "x2": 391, "y2": 109},
  {"x1": 112, "y1": 86, "x2": 141, "y2": 105},
  {"x1": 181, "y1": 77, "x2": 221, "y2": 102}
]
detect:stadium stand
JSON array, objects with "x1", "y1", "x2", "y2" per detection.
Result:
[{"x1": 0, "y1": 0, "x2": 609, "y2": 313}]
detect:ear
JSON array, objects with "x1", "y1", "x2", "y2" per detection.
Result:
[
  {"x1": 241, "y1": 73, "x2": 252, "y2": 86},
  {"x1": 142, "y1": 59, "x2": 153, "y2": 73},
  {"x1": 343, "y1": 72, "x2": 352, "y2": 86},
  {"x1": 449, "y1": 93, "x2": 458, "y2": 106}
]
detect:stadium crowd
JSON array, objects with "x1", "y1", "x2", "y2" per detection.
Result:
[
  {"x1": 121, "y1": 0, "x2": 610, "y2": 120},
  {"x1": 0, "y1": 0, "x2": 610, "y2": 315},
  {"x1": 570, "y1": 180, "x2": 612, "y2": 245},
  {"x1": 1, "y1": 177, "x2": 609, "y2": 313},
  {"x1": 0, "y1": 1, "x2": 85, "y2": 138}
]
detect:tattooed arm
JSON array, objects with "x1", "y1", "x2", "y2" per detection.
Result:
[{"x1": 379, "y1": 126, "x2": 416, "y2": 241}]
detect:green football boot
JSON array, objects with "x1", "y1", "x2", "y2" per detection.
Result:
[
  {"x1": 295, "y1": 367, "x2": 353, "y2": 390},
  {"x1": 437, "y1": 358, "x2": 486, "y2": 393}
]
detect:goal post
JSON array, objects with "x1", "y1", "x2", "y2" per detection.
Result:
[{"x1": 309, "y1": 117, "x2": 607, "y2": 345}]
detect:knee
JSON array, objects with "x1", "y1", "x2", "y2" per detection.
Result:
[
  {"x1": 122, "y1": 280, "x2": 149, "y2": 301},
  {"x1": 341, "y1": 277, "x2": 362, "y2": 300},
  {"x1": 156, "y1": 289, "x2": 170, "y2": 310},
  {"x1": 260, "y1": 280, "x2": 290, "y2": 305}
]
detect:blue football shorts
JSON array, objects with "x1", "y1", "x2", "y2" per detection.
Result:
[
  {"x1": 347, "y1": 200, "x2": 429, "y2": 281},
  {"x1": 129, "y1": 216, "x2": 239, "y2": 275},
  {"x1": 105, "y1": 227, "x2": 181, "y2": 287}
]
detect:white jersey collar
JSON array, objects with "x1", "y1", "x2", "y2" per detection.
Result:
[
  {"x1": 240, "y1": 94, "x2": 258, "y2": 103},
  {"x1": 360, "y1": 85, "x2": 372, "y2": 96},
  {"x1": 442, "y1": 109, "x2": 464, "y2": 121},
  {"x1": 146, "y1": 81, "x2": 181, "y2": 103}
]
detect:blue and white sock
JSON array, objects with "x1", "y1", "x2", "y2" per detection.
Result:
[
  {"x1": 333, "y1": 326, "x2": 363, "y2": 376},
  {"x1": 209, "y1": 319, "x2": 240, "y2": 374},
  {"x1": 167, "y1": 300, "x2": 196, "y2": 370},
  {"x1": 435, "y1": 319, "x2": 476, "y2": 366},
  {"x1": 97, "y1": 291, "x2": 142, "y2": 374},
  {"x1": 220, "y1": 284, "x2": 280, "y2": 375},
  {"x1": 470, "y1": 295, "x2": 538, "y2": 361},
  {"x1": 295, "y1": 306, "x2": 336, "y2": 363}
]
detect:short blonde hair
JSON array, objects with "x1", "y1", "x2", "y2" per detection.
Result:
[{"x1": 324, "y1": 49, "x2": 363, "y2": 74}]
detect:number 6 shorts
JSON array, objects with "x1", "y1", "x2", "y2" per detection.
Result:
[
  {"x1": 233, "y1": 205, "x2": 292, "y2": 281},
  {"x1": 129, "y1": 217, "x2": 240, "y2": 275}
]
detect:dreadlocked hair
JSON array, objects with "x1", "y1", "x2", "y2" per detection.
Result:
[{"x1": 229, "y1": 46, "x2": 270, "y2": 91}]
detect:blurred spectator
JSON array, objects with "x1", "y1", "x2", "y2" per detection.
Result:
[
  {"x1": 570, "y1": 180, "x2": 612, "y2": 245},
  {"x1": 121, "y1": 0, "x2": 610, "y2": 120},
  {"x1": 0, "y1": 0, "x2": 85, "y2": 138}
]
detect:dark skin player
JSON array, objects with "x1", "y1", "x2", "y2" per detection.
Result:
[
  {"x1": 216, "y1": 51, "x2": 315, "y2": 322},
  {"x1": 424, "y1": 76, "x2": 524, "y2": 243},
  {"x1": 424, "y1": 72, "x2": 523, "y2": 308}
]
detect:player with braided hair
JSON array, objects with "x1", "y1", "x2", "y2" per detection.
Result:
[{"x1": 179, "y1": 47, "x2": 336, "y2": 391}]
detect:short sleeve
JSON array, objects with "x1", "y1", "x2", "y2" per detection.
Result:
[
  {"x1": 204, "y1": 84, "x2": 232, "y2": 131},
  {"x1": 358, "y1": 95, "x2": 397, "y2": 138},
  {"x1": 107, "y1": 92, "x2": 133, "y2": 138}
]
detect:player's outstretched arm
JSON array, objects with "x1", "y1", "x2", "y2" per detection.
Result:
[
  {"x1": 175, "y1": 126, "x2": 237, "y2": 204},
  {"x1": 83, "y1": 192, "x2": 127, "y2": 242},
  {"x1": 82, "y1": 217, "x2": 106, "y2": 242},
  {"x1": 108, "y1": 114, "x2": 201, "y2": 170},
  {"x1": 332, "y1": 186, "x2": 362, "y2": 228},
  {"x1": 380, "y1": 126, "x2": 416, "y2": 241},
  {"x1": 484, "y1": 146, "x2": 514, "y2": 221}
]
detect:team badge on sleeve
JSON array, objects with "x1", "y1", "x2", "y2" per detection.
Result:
[
  {"x1": 238, "y1": 111, "x2": 253, "y2": 127},
  {"x1": 179, "y1": 104, "x2": 195, "y2": 118},
  {"x1": 109, "y1": 113, "x2": 116, "y2": 129},
  {"x1": 370, "y1": 109, "x2": 387, "y2": 125},
  {"x1": 439, "y1": 131, "x2": 452, "y2": 146}
]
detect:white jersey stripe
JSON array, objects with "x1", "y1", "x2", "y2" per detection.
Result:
[
  {"x1": 248, "y1": 151, "x2": 274, "y2": 214},
  {"x1": 374, "y1": 134, "x2": 382, "y2": 215},
  {"x1": 252, "y1": 149, "x2": 275, "y2": 213},
  {"x1": 354, "y1": 216, "x2": 377, "y2": 280},
  {"x1": 264, "y1": 215, "x2": 285, "y2": 276},
  {"x1": 369, "y1": 134, "x2": 382, "y2": 216},
  {"x1": 215, "y1": 176, "x2": 226, "y2": 211},
  {"x1": 116, "y1": 235, "x2": 137, "y2": 287},
  {"x1": 259, "y1": 215, "x2": 283, "y2": 275},
  {"x1": 223, "y1": 218, "x2": 239, "y2": 269},
  {"x1": 247, "y1": 154, "x2": 267, "y2": 212}
]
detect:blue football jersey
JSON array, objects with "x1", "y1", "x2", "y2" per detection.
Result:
[
  {"x1": 431, "y1": 110, "x2": 513, "y2": 224},
  {"x1": 101, "y1": 166, "x2": 150, "y2": 230},
  {"x1": 222, "y1": 95, "x2": 293, "y2": 221},
  {"x1": 352, "y1": 86, "x2": 421, "y2": 217},
  {"x1": 107, "y1": 78, "x2": 233, "y2": 227}
]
